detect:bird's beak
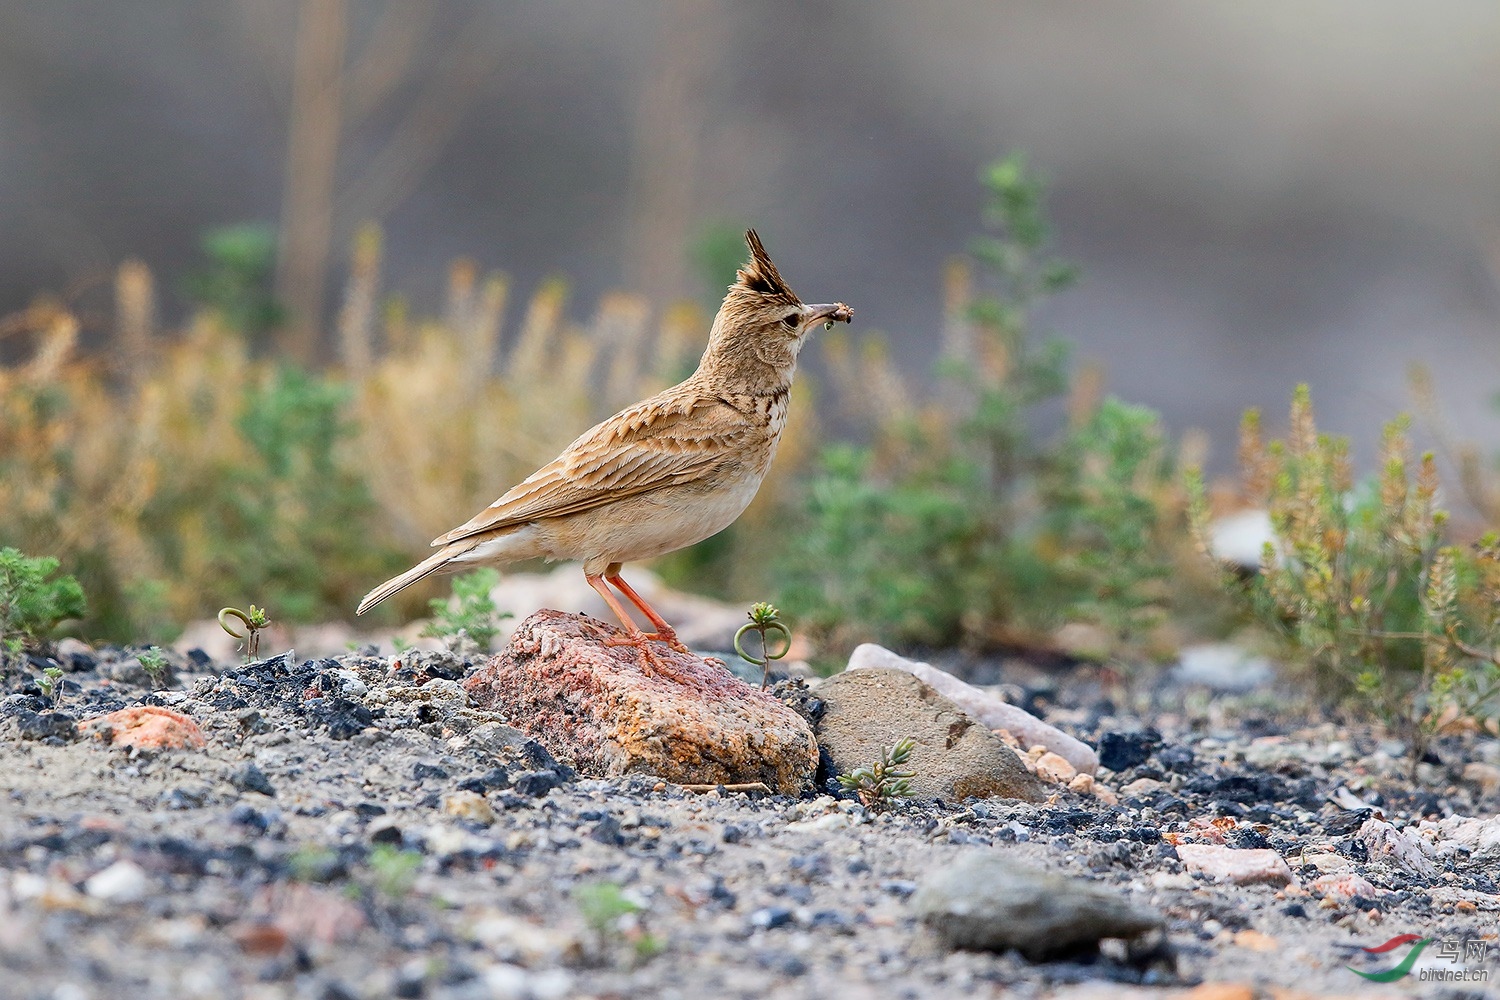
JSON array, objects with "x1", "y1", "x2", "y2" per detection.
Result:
[{"x1": 804, "y1": 302, "x2": 854, "y2": 329}]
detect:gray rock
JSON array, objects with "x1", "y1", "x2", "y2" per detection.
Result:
[
  {"x1": 1170, "y1": 642, "x2": 1274, "y2": 692},
  {"x1": 814, "y1": 668, "x2": 1043, "y2": 802},
  {"x1": 846, "y1": 644, "x2": 1098, "y2": 775},
  {"x1": 229, "y1": 762, "x2": 276, "y2": 797},
  {"x1": 913, "y1": 852, "x2": 1162, "y2": 958}
]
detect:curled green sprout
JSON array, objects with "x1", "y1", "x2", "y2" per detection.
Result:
[
  {"x1": 734, "y1": 602, "x2": 791, "y2": 690},
  {"x1": 219, "y1": 605, "x2": 271, "y2": 662}
]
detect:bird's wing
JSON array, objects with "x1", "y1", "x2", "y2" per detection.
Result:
[{"x1": 431, "y1": 392, "x2": 751, "y2": 546}]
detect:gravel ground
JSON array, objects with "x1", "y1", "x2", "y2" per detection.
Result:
[{"x1": 2, "y1": 642, "x2": 1499, "y2": 1000}]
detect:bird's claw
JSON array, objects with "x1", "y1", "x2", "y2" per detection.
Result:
[
  {"x1": 643, "y1": 629, "x2": 691, "y2": 655},
  {"x1": 604, "y1": 632, "x2": 693, "y2": 681}
]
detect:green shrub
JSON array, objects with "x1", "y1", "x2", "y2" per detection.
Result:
[
  {"x1": 0, "y1": 547, "x2": 85, "y2": 668},
  {"x1": 1188, "y1": 385, "x2": 1500, "y2": 770}
]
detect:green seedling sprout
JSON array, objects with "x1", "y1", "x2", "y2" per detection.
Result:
[
  {"x1": 734, "y1": 602, "x2": 791, "y2": 689},
  {"x1": 219, "y1": 605, "x2": 270, "y2": 662},
  {"x1": 38, "y1": 665, "x2": 64, "y2": 707}
]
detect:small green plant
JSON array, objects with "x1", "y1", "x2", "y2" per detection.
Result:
[
  {"x1": 367, "y1": 844, "x2": 422, "y2": 900},
  {"x1": 574, "y1": 881, "x2": 662, "y2": 964},
  {"x1": 734, "y1": 602, "x2": 791, "y2": 689},
  {"x1": 0, "y1": 547, "x2": 86, "y2": 670},
  {"x1": 1188, "y1": 385, "x2": 1500, "y2": 773},
  {"x1": 138, "y1": 646, "x2": 169, "y2": 689},
  {"x1": 836, "y1": 737, "x2": 917, "y2": 808},
  {"x1": 421, "y1": 568, "x2": 507, "y2": 651},
  {"x1": 38, "y1": 665, "x2": 64, "y2": 707},
  {"x1": 219, "y1": 605, "x2": 270, "y2": 661}
]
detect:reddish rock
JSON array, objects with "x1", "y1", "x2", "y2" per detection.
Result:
[
  {"x1": 464, "y1": 610, "x2": 817, "y2": 796},
  {"x1": 79, "y1": 706, "x2": 206, "y2": 750},
  {"x1": 1175, "y1": 844, "x2": 1295, "y2": 887}
]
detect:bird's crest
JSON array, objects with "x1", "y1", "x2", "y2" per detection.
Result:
[{"x1": 734, "y1": 230, "x2": 801, "y2": 305}]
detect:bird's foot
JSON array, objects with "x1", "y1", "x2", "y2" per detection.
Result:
[
  {"x1": 604, "y1": 632, "x2": 693, "y2": 681},
  {"x1": 641, "y1": 627, "x2": 691, "y2": 655}
]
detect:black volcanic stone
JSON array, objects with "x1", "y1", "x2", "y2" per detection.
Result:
[{"x1": 1098, "y1": 730, "x2": 1160, "y2": 771}]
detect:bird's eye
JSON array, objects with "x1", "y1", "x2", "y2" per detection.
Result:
[{"x1": 781, "y1": 312, "x2": 800, "y2": 328}]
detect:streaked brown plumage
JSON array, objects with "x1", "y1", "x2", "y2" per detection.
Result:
[{"x1": 357, "y1": 230, "x2": 851, "y2": 674}]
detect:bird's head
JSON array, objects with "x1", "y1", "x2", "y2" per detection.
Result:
[{"x1": 698, "y1": 230, "x2": 852, "y2": 383}]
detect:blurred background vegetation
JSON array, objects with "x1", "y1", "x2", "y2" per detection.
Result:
[{"x1": 2, "y1": 2, "x2": 1499, "y2": 740}]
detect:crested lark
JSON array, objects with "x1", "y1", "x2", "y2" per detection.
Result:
[{"x1": 357, "y1": 230, "x2": 852, "y2": 674}]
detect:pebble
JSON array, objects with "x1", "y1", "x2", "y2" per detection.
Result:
[
  {"x1": 1034, "y1": 751, "x2": 1077, "y2": 784},
  {"x1": 79, "y1": 706, "x2": 206, "y2": 750},
  {"x1": 914, "y1": 853, "x2": 1161, "y2": 959},
  {"x1": 229, "y1": 762, "x2": 275, "y2": 796},
  {"x1": 749, "y1": 906, "x2": 795, "y2": 930},
  {"x1": 1098, "y1": 730, "x2": 1160, "y2": 772},
  {"x1": 84, "y1": 860, "x2": 149, "y2": 903},
  {"x1": 1310, "y1": 872, "x2": 1380, "y2": 902},
  {"x1": 444, "y1": 790, "x2": 496, "y2": 825},
  {"x1": 1174, "y1": 845, "x2": 1295, "y2": 887}
]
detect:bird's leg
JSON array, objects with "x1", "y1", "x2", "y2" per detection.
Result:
[
  {"x1": 585, "y1": 573, "x2": 688, "y2": 679},
  {"x1": 606, "y1": 568, "x2": 692, "y2": 654}
]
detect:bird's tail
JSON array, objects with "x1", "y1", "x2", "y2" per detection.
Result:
[{"x1": 357, "y1": 543, "x2": 472, "y2": 615}]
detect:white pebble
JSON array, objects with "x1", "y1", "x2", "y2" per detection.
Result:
[{"x1": 84, "y1": 860, "x2": 149, "y2": 903}]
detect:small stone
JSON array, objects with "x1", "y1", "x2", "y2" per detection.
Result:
[
  {"x1": 412, "y1": 762, "x2": 450, "y2": 782},
  {"x1": 464, "y1": 611, "x2": 816, "y2": 795},
  {"x1": 1174, "y1": 844, "x2": 1295, "y2": 887},
  {"x1": 815, "y1": 669, "x2": 1043, "y2": 803},
  {"x1": 1097, "y1": 730, "x2": 1159, "y2": 771},
  {"x1": 1299, "y1": 852, "x2": 1350, "y2": 872},
  {"x1": 84, "y1": 860, "x2": 149, "y2": 903},
  {"x1": 1310, "y1": 872, "x2": 1381, "y2": 902},
  {"x1": 12, "y1": 710, "x2": 77, "y2": 742},
  {"x1": 444, "y1": 790, "x2": 496, "y2": 825},
  {"x1": 1438, "y1": 814, "x2": 1500, "y2": 863},
  {"x1": 845, "y1": 644, "x2": 1098, "y2": 774},
  {"x1": 1067, "y1": 773, "x2": 1095, "y2": 795},
  {"x1": 592, "y1": 815, "x2": 628, "y2": 846},
  {"x1": 1122, "y1": 777, "x2": 1165, "y2": 796},
  {"x1": 749, "y1": 906, "x2": 795, "y2": 930},
  {"x1": 513, "y1": 770, "x2": 564, "y2": 798},
  {"x1": 1034, "y1": 751, "x2": 1077, "y2": 784},
  {"x1": 236, "y1": 709, "x2": 271, "y2": 738},
  {"x1": 913, "y1": 852, "x2": 1161, "y2": 959},
  {"x1": 80, "y1": 706, "x2": 206, "y2": 750},
  {"x1": 229, "y1": 762, "x2": 275, "y2": 796},
  {"x1": 1357, "y1": 817, "x2": 1438, "y2": 877}
]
